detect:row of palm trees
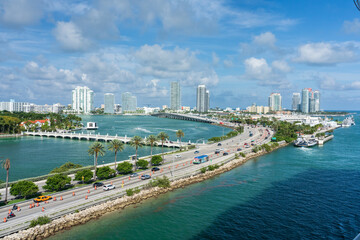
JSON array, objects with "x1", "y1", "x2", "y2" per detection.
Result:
[
  {"x1": 88, "y1": 130, "x2": 185, "y2": 180},
  {"x1": 0, "y1": 130, "x2": 185, "y2": 204}
]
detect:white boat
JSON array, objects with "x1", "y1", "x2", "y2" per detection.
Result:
[
  {"x1": 294, "y1": 137, "x2": 317, "y2": 147},
  {"x1": 86, "y1": 122, "x2": 98, "y2": 130},
  {"x1": 342, "y1": 116, "x2": 355, "y2": 128}
]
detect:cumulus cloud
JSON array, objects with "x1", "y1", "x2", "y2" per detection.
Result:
[
  {"x1": 0, "y1": 0, "x2": 43, "y2": 27},
  {"x1": 53, "y1": 21, "x2": 92, "y2": 51},
  {"x1": 294, "y1": 42, "x2": 358, "y2": 65},
  {"x1": 244, "y1": 57, "x2": 291, "y2": 88},
  {"x1": 240, "y1": 31, "x2": 281, "y2": 56},
  {"x1": 343, "y1": 18, "x2": 360, "y2": 34},
  {"x1": 244, "y1": 57, "x2": 271, "y2": 80},
  {"x1": 134, "y1": 44, "x2": 219, "y2": 86},
  {"x1": 253, "y1": 32, "x2": 276, "y2": 48}
]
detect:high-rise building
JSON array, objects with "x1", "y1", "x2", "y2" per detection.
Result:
[
  {"x1": 292, "y1": 93, "x2": 301, "y2": 111},
  {"x1": 104, "y1": 93, "x2": 115, "y2": 114},
  {"x1": 196, "y1": 85, "x2": 209, "y2": 112},
  {"x1": 301, "y1": 88, "x2": 311, "y2": 113},
  {"x1": 72, "y1": 86, "x2": 94, "y2": 114},
  {"x1": 313, "y1": 90, "x2": 320, "y2": 112},
  {"x1": 268, "y1": 93, "x2": 282, "y2": 111},
  {"x1": 122, "y1": 92, "x2": 137, "y2": 112},
  {"x1": 170, "y1": 82, "x2": 181, "y2": 110}
]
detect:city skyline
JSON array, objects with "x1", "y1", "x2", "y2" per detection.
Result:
[{"x1": 1, "y1": 1, "x2": 360, "y2": 110}]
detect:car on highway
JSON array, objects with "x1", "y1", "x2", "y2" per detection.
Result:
[
  {"x1": 175, "y1": 154, "x2": 181, "y2": 158},
  {"x1": 223, "y1": 152, "x2": 229, "y2": 156},
  {"x1": 237, "y1": 148, "x2": 242, "y2": 151},
  {"x1": 151, "y1": 167, "x2": 160, "y2": 171},
  {"x1": 34, "y1": 195, "x2": 52, "y2": 203},
  {"x1": 130, "y1": 173, "x2": 138, "y2": 178},
  {"x1": 217, "y1": 143, "x2": 222, "y2": 146},
  {"x1": 194, "y1": 150, "x2": 199, "y2": 154},
  {"x1": 93, "y1": 182, "x2": 104, "y2": 188},
  {"x1": 141, "y1": 174, "x2": 151, "y2": 180},
  {"x1": 215, "y1": 149, "x2": 221, "y2": 154},
  {"x1": 103, "y1": 184, "x2": 115, "y2": 191}
]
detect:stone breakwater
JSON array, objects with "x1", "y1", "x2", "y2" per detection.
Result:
[{"x1": 3, "y1": 142, "x2": 288, "y2": 240}]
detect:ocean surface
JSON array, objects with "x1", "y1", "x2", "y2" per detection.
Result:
[
  {"x1": 48, "y1": 114, "x2": 360, "y2": 240},
  {"x1": 0, "y1": 115, "x2": 230, "y2": 181}
]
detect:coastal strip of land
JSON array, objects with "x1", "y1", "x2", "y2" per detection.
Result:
[{"x1": 3, "y1": 140, "x2": 288, "y2": 240}]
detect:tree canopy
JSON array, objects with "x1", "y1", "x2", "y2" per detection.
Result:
[
  {"x1": 10, "y1": 181, "x2": 39, "y2": 198},
  {"x1": 43, "y1": 174, "x2": 71, "y2": 192}
]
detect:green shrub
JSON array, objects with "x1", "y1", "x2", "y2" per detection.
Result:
[
  {"x1": 208, "y1": 164, "x2": 220, "y2": 171},
  {"x1": 134, "y1": 187, "x2": 141, "y2": 194},
  {"x1": 235, "y1": 153, "x2": 239, "y2": 159},
  {"x1": 151, "y1": 155, "x2": 162, "y2": 166},
  {"x1": 29, "y1": 216, "x2": 50, "y2": 227},
  {"x1": 200, "y1": 167, "x2": 207, "y2": 173},
  {"x1": 43, "y1": 174, "x2": 71, "y2": 192},
  {"x1": 261, "y1": 144, "x2": 271, "y2": 152},
  {"x1": 240, "y1": 152, "x2": 246, "y2": 158},
  {"x1": 126, "y1": 188, "x2": 134, "y2": 196},
  {"x1": 74, "y1": 169, "x2": 93, "y2": 183},
  {"x1": 136, "y1": 159, "x2": 149, "y2": 169},
  {"x1": 10, "y1": 180, "x2": 39, "y2": 198},
  {"x1": 96, "y1": 166, "x2": 116, "y2": 180},
  {"x1": 117, "y1": 162, "x2": 133, "y2": 174},
  {"x1": 147, "y1": 176, "x2": 171, "y2": 189},
  {"x1": 50, "y1": 162, "x2": 82, "y2": 174}
]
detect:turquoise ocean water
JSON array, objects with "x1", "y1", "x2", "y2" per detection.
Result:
[
  {"x1": 48, "y1": 114, "x2": 360, "y2": 240},
  {"x1": 0, "y1": 116, "x2": 230, "y2": 181}
]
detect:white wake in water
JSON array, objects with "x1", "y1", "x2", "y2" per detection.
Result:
[{"x1": 134, "y1": 127, "x2": 152, "y2": 133}]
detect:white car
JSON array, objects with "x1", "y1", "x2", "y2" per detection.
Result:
[
  {"x1": 103, "y1": 184, "x2": 115, "y2": 191},
  {"x1": 175, "y1": 154, "x2": 181, "y2": 158}
]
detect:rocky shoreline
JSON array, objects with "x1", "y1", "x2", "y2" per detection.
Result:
[{"x1": 3, "y1": 142, "x2": 288, "y2": 240}]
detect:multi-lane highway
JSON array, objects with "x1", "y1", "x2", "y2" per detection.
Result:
[{"x1": 0, "y1": 124, "x2": 273, "y2": 237}]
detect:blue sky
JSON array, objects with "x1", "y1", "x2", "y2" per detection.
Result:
[{"x1": 1, "y1": 0, "x2": 360, "y2": 110}]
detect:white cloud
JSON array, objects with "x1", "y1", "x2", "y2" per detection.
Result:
[
  {"x1": 272, "y1": 60, "x2": 291, "y2": 73},
  {"x1": 295, "y1": 42, "x2": 358, "y2": 65},
  {"x1": 53, "y1": 21, "x2": 91, "y2": 51},
  {"x1": 253, "y1": 32, "x2": 276, "y2": 48},
  {"x1": 343, "y1": 18, "x2": 360, "y2": 34},
  {"x1": 134, "y1": 44, "x2": 218, "y2": 86},
  {"x1": 0, "y1": 0, "x2": 43, "y2": 27},
  {"x1": 244, "y1": 57, "x2": 291, "y2": 88},
  {"x1": 244, "y1": 57, "x2": 271, "y2": 80}
]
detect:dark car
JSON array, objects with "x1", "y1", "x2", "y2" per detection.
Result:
[
  {"x1": 223, "y1": 152, "x2": 229, "y2": 156},
  {"x1": 141, "y1": 174, "x2": 151, "y2": 180},
  {"x1": 217, "y1": 143, "x2": 222, "y2": 146},
  {"x1": 93, "y1": 182, "x2": 104, "y2": 187},
  {"x1": 237, "y1": 148, "x2": 242, "y2": 151},
  {"x1": 194, "y1": 150, "x2": 199, "y2": 154},
  {"x1": 151, "y1": 167, "x2": 160, "y2": 171}
]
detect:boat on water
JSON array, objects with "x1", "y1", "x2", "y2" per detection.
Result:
[
  {"x1": 86, "y1": 122, "x2": 98, "y2": 130},
  {"x1": 342, "y1": 116, "x2": 355, "y2": 128},
  {"x1": 294, "y1": 137, "x2": 318, "y2": 147}
]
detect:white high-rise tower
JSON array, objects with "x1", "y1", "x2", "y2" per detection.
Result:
[{"x1": 72, "y1": 86, "x2": 94, "y2": 114}]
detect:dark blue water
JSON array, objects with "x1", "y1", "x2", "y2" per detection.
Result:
[{"x1": 49, "y1": 114, "x2": 360, "y2": 240}]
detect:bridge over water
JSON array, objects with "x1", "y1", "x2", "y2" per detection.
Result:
[
  {"x1": 24, "y1": 131, "x2": 202, "y2": 148},
  {"x1": 151, "y1": 113, "x2": 219, "y2": 124}
]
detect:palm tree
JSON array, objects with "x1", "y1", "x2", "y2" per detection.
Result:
[
  {"x1": 157, "y1": 132, "x2": 169, "y2": 161},
  {"x1": 146, "y1": 135, "x2": 158, "y2": 157},
  {"x1": 129, "y1": 136, "x2": 143, "y2": 170},
  {"x1": 108, "y1": 139, "x2": 125, "y2": 170},
  {"x1": 1, "y1": 158, "x2": 10, "y2": 204},
  {"x1": 88, "y1": 142, "x2": 106, "y2": 180},
  {"x1": 176, "y1": 130, "x2": 184, "y2": 151}
]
